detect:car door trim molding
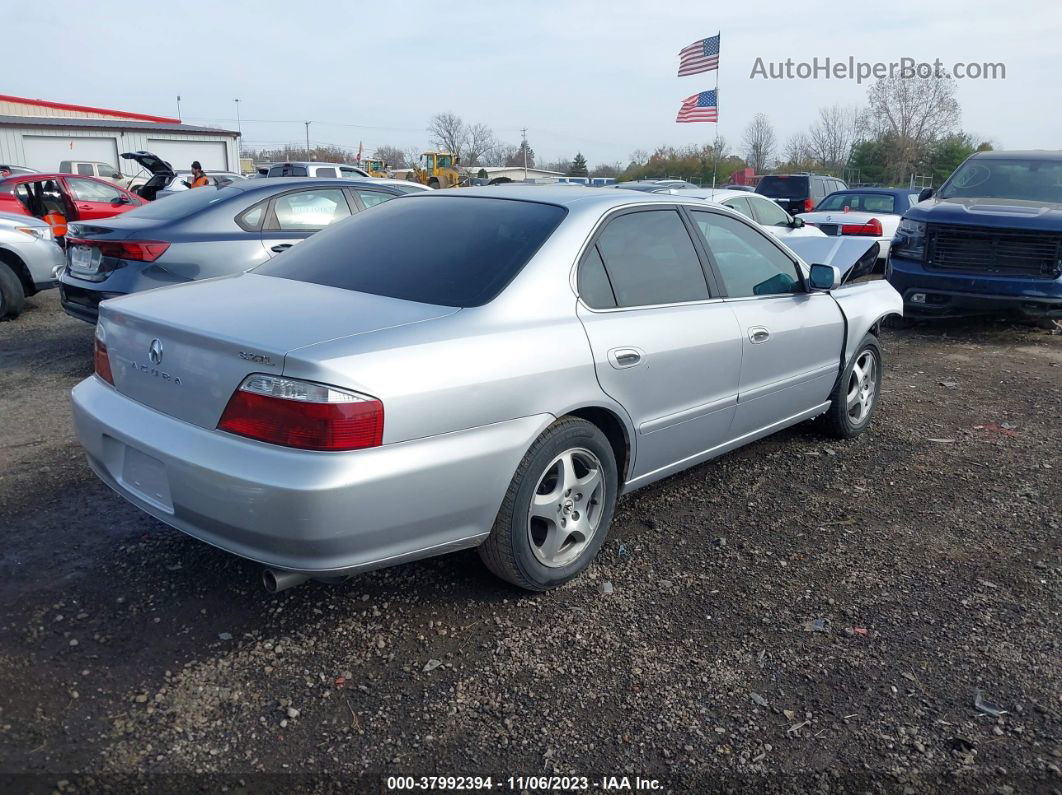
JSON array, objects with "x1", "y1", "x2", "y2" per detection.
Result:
[{"x1": 638, "y1": 393, "x2": 737, "y2": 435}]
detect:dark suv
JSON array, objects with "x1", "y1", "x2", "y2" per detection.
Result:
[
  {"x1": 886, "y1": 150, "x2": 1062, "y2": 320},
  {"x1": 756, "y1": 174, "x2": 848, "y2": 215}
]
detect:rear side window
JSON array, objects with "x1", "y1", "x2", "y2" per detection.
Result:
[
  {"x1": 354, "y1": 189, "x2": 392, "y2": 208},
  {"x1": 314, "y1": 167, "x2": 337, "y2": 178},
  {"x1": 76, "y1": 164, "x2": 94, "y2": 176},
  {"x1": 594, "y1": 210, "x2": 709, "y2": 307},
  {"x1": 254, "y1": 197, "x2": 567, "y2": 307},
  {"x1": 577, "y1": 246, "x2": 616, "y2": 309},
  {"x1": 756, "y1": 176, "x2": 809, "y2": 199}
]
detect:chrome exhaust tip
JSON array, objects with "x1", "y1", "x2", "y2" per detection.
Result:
[{"x1": 262, "y1": 568, "x2": 310, "y2": 593}]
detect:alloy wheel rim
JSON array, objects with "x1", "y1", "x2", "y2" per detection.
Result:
[
  {"x1": 846, "y1": 350, "x2": 878, "y2": 425},
  {"x1": 527, "y1": 447, "x2": 606, "y2": 568}
]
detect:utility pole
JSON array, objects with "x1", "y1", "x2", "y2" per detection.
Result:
[
  {"x1": 521, "y1": 127, "x2": 528, "y2": 181},
  {"x1": 176, "y1": 95, "x2": 182, "y2": 121},
  {"x1": 234, "y1": 99, "x2": 241, "y2": 134},
  {"x1": 305, "y1": 121, "x2": 311, "y2": 156}
]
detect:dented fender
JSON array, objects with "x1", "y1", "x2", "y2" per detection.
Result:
[{"x1": 831, "y1": 280, "x2": 903, "y2": 367}]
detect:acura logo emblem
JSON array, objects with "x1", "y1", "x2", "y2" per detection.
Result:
[{"x1": 148, "y1": 338, "x2": 164, "y2": 365}]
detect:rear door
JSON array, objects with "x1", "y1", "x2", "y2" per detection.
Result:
[
  {"x1": 575, "y1": 207, "x2": 742, "y2": 481},
  {"x1": 259, "y1": 186, "x2": 355, "y2": 257},
  {"x1": 689, "y1": 208, "x2": 844, "y2": 437},
  {"x1": 62, "y1": 177, "x2": 132, "y2": 220}
]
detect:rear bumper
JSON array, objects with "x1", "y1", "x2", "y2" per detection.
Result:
[
  {"x1": 59, "y1": 278, "x2": 120, "y2": 323},
  {"x1": 886, "y1": 254, "x2": 1062, "y2": 317},
  {"x1": 71, "y1": 376, "x2": 549, "y2": 575}
]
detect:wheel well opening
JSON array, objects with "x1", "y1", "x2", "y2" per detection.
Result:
[
  {"x1": 567, "y1": 407, "x2": 630, "y2": 486},
  {"x1": 0, "y1": 248, "x2": 34, "y2": 294}
]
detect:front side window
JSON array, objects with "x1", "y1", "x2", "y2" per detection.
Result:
[
  {"x1": 595, "y1": 210, "x2": 709, "y2": 308},
  {"x1": 721, "y1": 196, "x2": 754, "y2": 220},
  {"x1": 65, "y1": 178, "x2": 123, "y2": 202},
  {"x1": 270, "y1": 188, "x2": 351, "y2": 231},
  {"x1": 691, "y1": 211, "x2": 802, "y2": 299},
  {"x1": 749, "y1": 196, "x2": 791, "y2": 226},
  {"x1": 355, "y1": 189, "x2": 393, "y2": 209}
]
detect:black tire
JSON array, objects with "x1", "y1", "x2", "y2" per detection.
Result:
[
  {"x1": 0, "y1": 262, "x2": 25, "y2": 320},
  {"x1": 820, "y1": 334, "x2": 882, "y2": 439},
  {"x1": 479, "y1": 417, "x2": 618, "y2": 591}
]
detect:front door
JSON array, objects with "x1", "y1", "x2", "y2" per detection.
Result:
[
  {"x1": 62, "y1": 177, "x2": 130, "y2": 220},
  {"x1": 575, "y1": 208, "x2": 742, "y2": 482},
  {"x1": 688, "y1": 209, "x2": 844, "y2": 437}
]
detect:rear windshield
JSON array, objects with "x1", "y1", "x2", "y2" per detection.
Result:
[
  {"x1": 125, "y1": 186, "x2": 242, "y2": 219},
  {"x1": 816, "y1": 192, "x2": 899, "y2": 213},
  {"x1": 255, "y1": 196, "x2": 567, "y2": 307},
  {"x1": 756, "y1": 176, "x2": 809, "y2": 198}
]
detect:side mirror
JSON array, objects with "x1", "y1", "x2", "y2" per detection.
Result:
[
  {"x1": 113, "y1": 195, "x2": 130, "y2": 204},
  {"x1": 809, "y1": 263, "x2": 840, "y2": 291},
  {"x1": 790, "y1": 216, "x2": 805, "y2": 228},
  {"x1": 917, "y1": 187, "x2": 934, "y2": 202}
]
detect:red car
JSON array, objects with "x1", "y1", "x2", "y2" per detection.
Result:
[{"x1": 0, "y1": 173, "x2": 144, "y2": 237}]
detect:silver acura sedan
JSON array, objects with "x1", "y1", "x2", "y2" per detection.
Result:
[{"x1": 72, "y1": 187, "x2": 901, "y2": 592}]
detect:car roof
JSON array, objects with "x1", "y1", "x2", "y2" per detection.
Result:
[
  {"x1": 269, "y1": 161, "x2": 361, "y2": 168},
  {"x1": 665, "y1": 188, "x2": 763, "y2": 202},
  {"x1": 405, "y1": 184, "x2": 733, "y2": 211},
  {"x1": 825, "y1": 187, "x2": 911, "y2": 195},
  {"x1": 969, "y1": 150, "x2": 1062, "y2": 160},
  {"x1": 219, "y1": 176, "x2": 404, "y2": 195},
  {"x1": 0, "y1": 172, "x2": 114, "y2": 184}
]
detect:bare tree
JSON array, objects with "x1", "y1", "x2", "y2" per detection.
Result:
[
  {"x1": 866, "y1": 74, "x2": 960, "y2": 181},
  {"x1": 464, "y1": 122, "x2": 496, "y2": 167},
  {"x1": 741, "y1": 114, "x2": 776, "y2": 173},
  {"x1": 807, "y1": 104, "x2": 862, "y2": 170},
  {"x1": 372, "y1": 145, "x2": 408, "y2": 169},
  {"x1": 428, "y1": 112, "x2": 467, "y2": 159},
  {"x1": 782, "y1": 133, "x2": 816, "y2": 169}
]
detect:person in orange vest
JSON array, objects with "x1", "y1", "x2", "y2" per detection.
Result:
[{"x1": 185, "y1": 161, "x2": 209, "y2": 189}]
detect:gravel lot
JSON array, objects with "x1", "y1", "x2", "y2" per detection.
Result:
[{"x1": 1, "y1": 293, "x2": 1059, "y2": 793}]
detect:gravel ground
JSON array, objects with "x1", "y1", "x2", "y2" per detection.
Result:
[{"x1": 0, "y1": 294, "x2": 1059, "y2": 793}]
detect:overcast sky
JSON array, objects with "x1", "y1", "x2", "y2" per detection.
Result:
[{"x1": 9, "y1": 0, "x2": 1059, "y2": 165}]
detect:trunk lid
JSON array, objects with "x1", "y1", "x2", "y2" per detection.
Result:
[
  {"x1": 98, "y1": 273, "x2": 458, "y2": 429},
  {"x1": 121, "y1": 151, "x2": 176, "y2": 177}
]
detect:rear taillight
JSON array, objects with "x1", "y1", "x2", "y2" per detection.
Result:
[
  {"x1": 65, "y1": 237, "x2": 170, "y2": 262},
  {"x1": 94, "y1": 325, "x2": 114, "y2": 385},
  {"x1": 840, "y1": 218, "x2": 883, "y2": 236},
  {"x1": 803, "y1": 198, "x2": 814, "y2": 213},
  {"x1": 218, "y1": 375, "x2": 383, "y2": 451}
]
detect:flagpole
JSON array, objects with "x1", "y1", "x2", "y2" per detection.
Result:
[{"x1": 712, "y1": 31, "x2": 721, "y2": 188}]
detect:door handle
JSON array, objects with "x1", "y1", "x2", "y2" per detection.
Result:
[
  {"x1": 270, "y1": 244, "x2": 293, "y2": 253},
  {"x1": 748, "y1": 326, "x2": 771, "y2": 344},
  {"x1": 608, "y1": 347, "x2": 643, "y2": 369}
]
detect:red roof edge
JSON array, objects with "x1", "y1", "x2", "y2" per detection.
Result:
[{"x1": 0, "y1": 94, "x2": 181, "y2": 124}]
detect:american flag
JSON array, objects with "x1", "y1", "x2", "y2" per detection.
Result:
[
  {"x1": 675, "y1": 90, "x2": 718, "y2": 123},
  {"x1": 677, "y1": 34, "x2": 720, "y2": 76}
]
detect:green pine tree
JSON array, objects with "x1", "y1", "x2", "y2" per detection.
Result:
[{"x1": 569, "y1": 152, "x2": 589, "y2": 177}]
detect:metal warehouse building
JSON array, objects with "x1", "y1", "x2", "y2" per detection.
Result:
[{"x1": 0, "y1": 94, "x2": 240, "y2": 176}]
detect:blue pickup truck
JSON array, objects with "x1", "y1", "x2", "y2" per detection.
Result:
[{"x1": 886, "y1": 150, "x2": 1062, "y2": 320}]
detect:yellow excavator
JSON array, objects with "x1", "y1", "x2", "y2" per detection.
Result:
[
  {"x1": 362, "y1": 158, "x2": 388, "y2": 178},
  {"x1": 405, "y1": 151, "x2": 461, "y2": 189}
]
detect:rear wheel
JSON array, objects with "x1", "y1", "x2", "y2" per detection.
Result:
[
  {"x1": 820, "y1": 334, "x2": 882, "y2": 439},
  {"x1": 479, "y1": 417, "x2": 618, "y2": 591},
  {"x1": 0, "y1": 262, "x2": 25, "y2": 319}
]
